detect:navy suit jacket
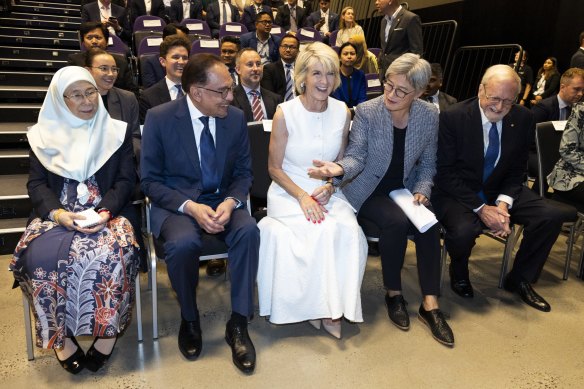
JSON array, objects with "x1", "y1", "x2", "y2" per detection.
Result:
[
  {"x1": 231, "y1": 84, "x2": 283, "y2": 122},
  {"x1": 206, "y1": 1, "x2": 241, "y2": 36},
  {"x1": 532, "y1": 94, "x2": 561, "y2": 123},
  {"x1": 239, "y1": 31, "x2": 281, "y2": 63},
  {"x1": 139, "y1": 78, "x2": 171, "y2": 123},
  {"x1": 305, "y1": 10, "x2": 339, "y2": 33},
  {"x1": 169, "y1": 0, "x2": 203, "y2": 23},
  {"x1": 570, "y1": 48, "x2": 584, "y2": 69},
  {"x1": 241, "y1": 4, "x2": 272, "y2": 32},
  {"x1": 140, "y1": 97, "x2": 253, "y2": 236},
  {"x1": 140, "y1": 54, "x2": 165, "y2": 88},
  {"x1": 81, "y1": 2, "x2": 131, "y2": 43},
  {"x1": 130, "y1": 0, "x2": 166, "y2": 26},
  {"x1": 433, "y1": 98, "x2": 535, "y2": 210}
]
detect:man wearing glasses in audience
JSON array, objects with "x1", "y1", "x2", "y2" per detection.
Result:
[
  {"x1": 261, "y1": 34, "x2": 299, "y2": 100},
  {"x1": 240, "y1": 11, "x2": 282, "y2": 65},
  {"x1": 432, "y1": 65, "x2": 575, "y2": 313},
  {"x1": 220, "y1": 36, "x2": 242, "y2": 86},
  {"x1": 241, "y1": 0, "x2": 272, "y2": 32},
  {"x1": 141, "y1": 53, "x2": 259, "y2": 374}
]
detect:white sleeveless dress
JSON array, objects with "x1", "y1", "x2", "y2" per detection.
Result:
[{"x1": 257, "y1": 97, "x2": 368, "y2": 324}]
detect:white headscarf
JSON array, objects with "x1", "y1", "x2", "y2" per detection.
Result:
[{"x1": 27, "y1": 66, "x2": 127, "y2": 183}]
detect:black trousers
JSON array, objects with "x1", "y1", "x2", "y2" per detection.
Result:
[
  {"x1": 434, "y1": 187, "x2": 571, "y2": 284},
  {"x1": 358, "y1": 194, "x2": 441, "y2": 295},
  {"x1": 553, "y1": 182, "x2": 584, "y2": 213}
]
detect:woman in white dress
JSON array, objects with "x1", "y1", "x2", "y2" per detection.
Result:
[{"x1": 257, "y1": 42, "x2": 367, "y2": 339}]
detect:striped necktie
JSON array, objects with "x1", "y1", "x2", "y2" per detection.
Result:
[
  {"x1": 222, "y1": 0, "x2": 228, "y2": 24},
  {"x1": 250, "y1": 90, "x2": 264, "y2": 121},
  {"x1": 284, "y1": 63, "x2": 294, "y2": 101}
]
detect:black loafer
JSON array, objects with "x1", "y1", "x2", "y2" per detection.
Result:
[
  {"x1": 54, "y1": 337, "x2": 85, "y2": 374},
  {"x1": 449, "y1": 265, "x2": 474, "y2": 298},
  {"x1": 225, "y1": 319, "x2": 256, "y2": 374},
  {"x1": 503, "y1": 277, "x2": 551, "y2": 312},
  {"x1": 385, "y1": 294, "x2": 410, "y2": 330},
  {"x1": 206, "y1": 259, "x2": 226, "y2": 277},
  {"x1": 418, "y1": 305, "x2": 455, "y2": 347},
  {"x1": 85, "y1": 335, "x2": 118, "y2": 372},
  {"x1": 179, "y1": 318, "x2": 203, "y2": 360}
]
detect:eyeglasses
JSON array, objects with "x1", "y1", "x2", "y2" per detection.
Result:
[
  {"x1": 257, "y1": 20, "x2": 273, "y2": 25},
  {"x1": 383, "y1": 81, "x2": 414, "y2": 99},
  {"x1": 63, "y1": 88, "x2": 99, "y2": 103},
  {"x1": 482, "y1": 87, "x2": 516, "y2": 106},
  {"x1": 197, "y1": 84, "x2": 235, "y2": 99},
  {"x1": 90, "y1": 65, "x2": 120, "y2": 74},
  {"x1": 281, "y1": 44, "x2": 298, "y2": 51}
]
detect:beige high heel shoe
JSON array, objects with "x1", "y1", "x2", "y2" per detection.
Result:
[{"x1": 322, "y1": 318, "x2": 342, "y2": 339}]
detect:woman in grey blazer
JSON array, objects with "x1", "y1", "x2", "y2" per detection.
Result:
[{"x1": 310, "y1": 53, "x2": 454, "y2": 346}]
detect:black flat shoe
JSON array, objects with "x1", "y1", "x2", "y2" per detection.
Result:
[
  {"x1": 449, "y1": 265, "x2": 474, "y2": 298},
  {"x1": 179, "y1": 318, "x2": 203, "y2": 360},
  {"x1": 418, "y1": 304, "x2": 455, "y2": 347},
  {"x1": 503, "y1": 277, "x2": 551, "y2": 312},
  {"x1": 206, "y1": 259, "x2": 226, "y2": 277},
  {"x1": 225, "y1": 319, "x2": 256, "y2": 374},
  {"x1": 85, "y1": 336, "x2": 118, "y2": 372},
  {"x1": 54, "y1": 337, "x2": 85, "y2": 374},
  {"x1": 385, "y1": 294, "x2": 410, "y2": 330}
]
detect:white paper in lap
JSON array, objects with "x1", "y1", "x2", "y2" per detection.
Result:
[{"x1": 389, "y1": 188, "x2": 438, "y2": 233}]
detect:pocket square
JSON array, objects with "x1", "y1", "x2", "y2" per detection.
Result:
[{"x1": 394, "y1": 27, "x2": 404, "y2": 31}]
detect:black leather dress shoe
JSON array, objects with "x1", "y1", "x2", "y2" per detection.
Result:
[
  {"x1": 225, "y1": 320, "x2": 256, "y2": 374},
  {"x1": 179, "y1": 319, "x2": 203, "y2": 360},
  {"x1": 449, "y1": 265, "x2": 474, "y2": 298},
  {"x1": 418, "y1": 305, "x2": 455, "y2": 347},
  {"x1": 503, "y1": 278, "x2": 551, "y2": 312},
  {"x1": 85, "y1": 336, "x2": 118, "y2": 372},
  {"x1": 385, "y1": 294, "x2": 410, "y2": 330},
  {"x1": 206, "y1": 259, "x2": 226, "y2": 277},
  {"x1": 54, "y1": 337, "x2": 85, "y2": 374}
]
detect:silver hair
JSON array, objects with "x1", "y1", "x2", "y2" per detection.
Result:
[
  {"x1": 384, "y1": 53, "x2": 431, "y2": 92},
  {"x1": 480, "y1": 64, "x2": 521, "y2": 95}
]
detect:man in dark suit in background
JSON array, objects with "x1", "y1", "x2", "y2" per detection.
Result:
[
  {"x1": 206, "y1": 0, "x2": 241, "y2": 38},
  {"x1": 305, "y1": 0, "x2": 338, "y2": 44},
  {"x1": 81, "y1": 0, "x2": 131, "y2": 43},
  {"x1": 239, "y1": 11, "x2": 282, "y2": 65},
  {"x1": 68, "y1": 22, "x2": 137, "y2": 93},
  {"x1": 421, "y1": 63, "x2": 457, "y2": 112},
  {"x1": 261, "y1": 34, "x2": 299, "y2": 100},
  {"x1": 570, "y1": 31, "x2": 584, "y2": 69},
  {"x1": 275, "y1": 0, "x2": 308, "y2": 33},
  {"x1": 432, "y1": 65, "x2": 574, "y2": 312},
  {"x1": 130, "y1": 0, "x2": 167, "y2": 27},
  {"x1": 231, "y1": 48, "x2": 283, "y2": 122},
  {"x1": 169, "y1": 0, "x2": 203, "y2": 23},
  {"x1": 241, "y1": 0, "x2": 272, "y2": 32},
  {"x1": 376, "y1": 0, "x2": 423, "y2": 80},
  {"x1": 532, "y1": 67, "x2": 584, "y2": 123},
  {"x1": 141, "y1": 53, "x2": 259, "y2": 373}
]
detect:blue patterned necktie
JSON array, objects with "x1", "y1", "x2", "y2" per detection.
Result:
[
  {"x1": 175, "y1": 84, "x2": 184, "y2": 98},
  {"x1": 199, "y1": 116, "x2": 219, "y2": 193},
  {"x1": 483, "y1": 122, "x2": 499, "y2": 182},
  {"x1": 284, "y1": 63, "x2": 294, "y2": 101}
]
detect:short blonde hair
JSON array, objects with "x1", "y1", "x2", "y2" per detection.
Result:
[{"x1": 294, "y1": 42, "x2": 341, "y2": 94}]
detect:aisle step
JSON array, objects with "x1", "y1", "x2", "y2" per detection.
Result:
[
  {"x1": 11, "y1": 4, "x2": 81, "y2": 16},
  {"x1": 0, "y1": 45, "x2": 77, "y2": 61},
  {"x1": 0, "y1": 123, "x2": 30, "y2": 146},
  {"x1": 0, "y1": 57, "x2": 67, "y2": 71},
  {"x1": 11, "y1": 11, "x2": 81, "y2": 24},
  {"x1": 0, "y1": 71, "x2": 54, "y2": 87},
  {"x1": 0, "y1": 27, "x2": 77, "y2": 40},
  {"x1": 0, "y1": 217, "x2": 28, "y2": 255},
  {"x1": 0, "y1": 86, "x2": 48, "y2": 103},
  {"x1": 0, "y1": 104, "x2": 42, "y2": 123},
  {"x1": 2, "y1": 17, "x2": 81, "y2": 30},
  {"x1": 0, "y1": 35, "x2": 78, "y2": 48},
  {"x1": 0, "y1": 174, "x2": 30, "y2": 220}
]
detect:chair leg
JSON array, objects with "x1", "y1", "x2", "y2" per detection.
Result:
[
  {"x1": 439, "y1": 239, "x2": 448, "y2": 295},
  {"x1": 135, "y1": 272, "x2": 143, "y2": 342},
  {"x1": 499, "y1": 226, "x2": 519, "y2": 289},
  {"x1": 563, "y1": 224, "x2": 576, "y2": 280},
  {"x1": 22, "y1": 293, "x2": 34, "y2": 361},
  {"x1": 148, "y1": 233, "x2": 159, "y2": 340}
]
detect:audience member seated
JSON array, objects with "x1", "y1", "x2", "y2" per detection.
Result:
[
  {"x1": 239, "y1": 11, "x2": 282, "y2": 65},
  {"x1": 206, "y1": 0, "x2": 241, "y2": 38},
  {"x1": 334, "y1": 6, "x2": 364, "y2": 47},
  {"x1": 349, "y1": 34, "x2": 379, "y2": 75},
  {"x1": 570, "y1": 31, "x2": 584, "y2": 69},
  {"x1": 10, "y1": 66, "x2": 139, "y2": 374},
  {"x1": 140, "y1": 53, "x2": 259, "y2": 373},
  {"x1": 81, "y1": 0, "x2": 131, "y2": 44},
  {"x1": 68, "y1": 22, "x2": 137, "y2": 93},
  {"x1": 531, "y1": 57, "x2": 561, "y2": 106},
  {"x1": 261, "y1": 34, "x2": 300, "y2": 100},
  {"x1": 221, "y1": 35, "x2": 242, "y2": 85},
  {"x1": 432, "y1": 64, "x2": 574, "y2": 312},
  {"x1": 310, "y1": 53, "x2": 454, "y2": 346},
  {"x1": 305, "y1": 0, "x2": 338, "y2": 44},
  {"x1": 231, "y1": 48, "x2": 283, "y2": 121},
  {"x1": 420, "y1": 62, "x2": 457, "y2": 112},
  {"x1": 141, "y1": 23, "x2": 189, "y2": 88},
  {"x1": 512, "y1": 50, "x2": 534, "y2": 107},
  {"x1": 331, "y1": 42, "x2": 366, "y2": 108},
  {"x1": 169, "y1": 0, "x2": 203, "y2": 23},
  {"x1": 241, "y1": 0, "x2": 272, "y2": 32},
  {"x1": 532, "y1": 67, "x2": 584, "y2": 123},
  {"x1": 140, "y1": 35, "x2": 191, "y2": 123},
  {"x1": 548, "y1": 103, "x2": 584, "y2": 212},
  {"x1": 257, "y1": 42, "x2": 367, "y2": 339},
  {"x1": 275, "y1": 0, "x2": 309, "y2": 34},
  {"x1": 130, "y1": 0, "x2": 167, "y2": 27}
]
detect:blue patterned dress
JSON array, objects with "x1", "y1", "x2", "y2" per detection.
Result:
[{"x1": 10, "y1": 177, "x2": 139, "y2": 349}]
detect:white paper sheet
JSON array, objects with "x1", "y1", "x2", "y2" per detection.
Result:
[
  {"x1": 143, "y1": 19, "x2": 162, "y2": 27},
  {"x1": 388, "y1": 188, "x2": 438, "y2": 233},
  {"x1": 271, "y1": 26, "x2": 282, "y2": 34},
  {"x1": 367, "y1": 78, "x2": 381, "y2": 88},
  {"x1": 226, "y1": 25, "x2": 242, "y2": 32},
  {"x1": 200, "y1": 39, "x2": 219, "y2": 48},
  {"x1": 262, "y1": 120, "x2": 273, "y2": 132},
  {"x1": 147, "y1": 37, "x2": 163, "y2": 46},
  {"x1": 552, "y1": 120, "x2": 567, "y2": 131},
  {"x1": 186, "y1": 23, "x2": 203, "y2": 31}
]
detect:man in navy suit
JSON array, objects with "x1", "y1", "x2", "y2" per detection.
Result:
[
  {"x1": 239, "y1": 11, "x2": 281, "y2": 65},
  {"x1": 130, "y1": 0, "x2": 167, "y2": 27},
  {"x1": 305, "y1": 0, "x2": 338, "y2": 44},
  {"x1": 241, "y1": 0, "x2": 272, "y2": 32},
  {"x1": 570, "y1": 32, "x2": 584, "y2": 69},
  {"x1": 206, "y1": 0, "x2": 241, "y2": 38},
  {"x1": 141, "y1": 53, "x2": 259, "y2": 373},
  {"x1": 261, "y1": 34, "x2": 299, "y2": 99},
  {"x1": 532, "y1": 67, "x2": 584, "y2": 123},
  {"x1": 432, "y1": 65, "x2": 574, "y2": 312},
  {"x1": 421, "y1": 63, "x2": 457, "y2": 112},
  {"x1": 169, "y1": 0, "x2": 203, "y2": 23},
  {"x1": 81, "y1": 0, "x2": 131, "y2": 43}
]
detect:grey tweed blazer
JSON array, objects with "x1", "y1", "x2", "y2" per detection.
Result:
[{"x1": 337, "y1": 95, "x2": 439, "y2": 212}]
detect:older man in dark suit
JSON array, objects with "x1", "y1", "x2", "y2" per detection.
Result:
[
  {"x1": 432, "y1": 64, "x2": 575, "y2": 312},
  {"x1": 169, "y1": 0, "x2": 203, "y2": 23},
  {"x1": 141, "y1": 53, "x2": 259, "y2": 373},
  {"x1": 81, "y1": 0, "x2": 131, "y2": 43},
  {"x1": 261, "y1": 34, "x2": 299, "y2": 100},
  {"x1": 231, "y1": 48, "x2": 282, "y2": 122},
  {"x1": 376, "y1": 0, "x2": 423, "y2": 80},
  {"x1": 206, "y1": 0, "x2": 241, "y2": 38}
]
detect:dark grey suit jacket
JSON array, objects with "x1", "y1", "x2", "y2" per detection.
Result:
[
  {"x1": 532, "y1": 94, "x2": 561, "y2": 123},
  {"x1": 81, "y1": 2, "x2": 131, "y2": 42},
  {"x1": 139, "y1": 78, "x2": 171, "y2": 124},
  {"x1": 570, "y1": 48, "x2": 584, "y2": 69},
  {"x1": 231, "y1": 84, "x2": 283, "y2": 122},
  {"x1": 107, "y1": 86, "x2": 142, "y2": 164},
  {"x1": 130, "y1": 0, "x2": 167, "y2": 26},
  {"x1": 261, "y1": 59, "x2": 288, "y2": 99},
  {"x1": 206, "y1": 1, "x2": 240, "y2": 37},
  {"x1": 378, "y1": 7, "x2": 423, "y2": 79},
  {"x1": 305, "y1": 10, "x2": 339, "y2": 33},
  {"x1": 67, "y1": 51, "x2": 137, "y2": 93},
  {"x1": 169, "y1": 0, "x2": 203, "y2": 23},
  {"x1": 438, "y1": 91, "x2": 457, "y2": 112},
  {"x1": 274, "y1": 4, "x2": 308, "y2": 31}
]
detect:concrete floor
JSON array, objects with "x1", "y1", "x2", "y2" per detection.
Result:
[{"x1": 1, "y1": 234, "x2": 583, "y2": 389}]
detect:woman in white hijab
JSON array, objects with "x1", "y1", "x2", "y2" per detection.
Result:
[{"x1": 9, "y1": 66, "x2": 139, "y2": 374}]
